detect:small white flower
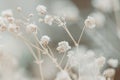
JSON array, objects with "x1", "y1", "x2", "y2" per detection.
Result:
[
  {"x1": 57, "y1": 41, "x2": 71, "y2": 53},
  {"x1": 108, "y1": 58, "x2": 118, "y2": 68},
  {"x1": 1, "y1": 9, "x2": 13, "y2": 18},
  {"x1": 84, "y1": 16, "x2": 96, "y2": 29},
  {"x1": 40, "y1": 35, "x2": 50, "y2": 45},
  {"x1": 17, "y1": 7, "x2": 22, "y2": 12},
  {"x1": 26, "y1": 24, "x2": 37, "y2": 33},
  {"x1": 95, "y1": 56, "x2": 106, "y2": 68},
  {"x1": 44, "y1": 15, "x2": 54, "y2": 25},
  {"x1": 90, "y1": 12, "x2": 105, "y2": 27},
  {"x1": 103, "y1": 68, "x2": 115, "y2": 78},
  {"x1": 7, "y1": 17, "x2": 15, "y2": 23},
  {"x1": 8, "y1": 24, "x2": 20, "y2": 33},
  {"x1": 36, "y1": 5, "x2": 47, "y2": 15},
  {"x1": 28, "y1": 13, "x2": 34, "y2": 18},
  {"x1": 55, "y1": 70, "x2": 71, "y2": 80},
  {"x1": 54, "y1": 16, "x2": 66, "y2": 27},
  {"x1": 0, "y1": 23, "x2": 7, "y2": 32}
]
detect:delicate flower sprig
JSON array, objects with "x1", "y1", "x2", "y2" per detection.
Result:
[
  {"x1": 36, "y1": 5, "x2": 47, "y2": 15},
  {"x1": 57, "y1": 41, "x2": 71, "y2": 53}
]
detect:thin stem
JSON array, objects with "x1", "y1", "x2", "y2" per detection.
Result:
[
  {"x1": 19, "y1": 35, "x2": 43, "y2": 52},
  {"x1": 47, "y1": 45, "x2": 55, "y2": 57},
  {"x1": 77, "y1": 25, "x2": 86, "y2": 44},
  {"x1": 46, "y1": 50, "x2": 63, "y2": 71},
  {"x1": 38, "y1": 62, "x2": 44, "y2": 80},
  {"x1": 25, "y1": 42, "x2": 38, "y2": 61},
  {"x1": 34, "y1": 33, "x2": 45, "y2": 50},
  {"x1": 62, "y1": 25, "x2": 78, "y2": 46},
  {"x1": 64, "y1": 60, "x2": 69, "y2": 70},
  {"x1": 33, "y1": 34, "x2": 44, "y2": 80},
  {"x1": 33, "y1": 34, "x2": 62, "y2": 70},
  {"x1": 59, "y1": 52, "x2": 66, "y2": 65}
]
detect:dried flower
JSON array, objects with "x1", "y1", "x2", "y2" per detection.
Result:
[
  {"x1": 7, "y1": 17, "x2": 15, "y2": 23},
  {"x1": 57, "y1": 41, "x2": 71, "y2": 53},
  {"x1": 26, "y1": 24, "x2": 37, "y2": 33},
  {"x1": 107, "y1": 58, "x2": 118, "y2": 68},
  {"x1": 28, "y1": 13, "x2": 34, "y2": 18},
  {"x1": 36, "y1": 5, "x2": 47, "y2": 15},
  {"x1": 103, "y1": 68, "x2": 115, "y2": 78},
  {"x1": 44, "y1": 15, "x2": 54, "y2": 25},
  {"x1": 39, "y1": 18, "x2": 44, "y2": 22},
  {"x1": 1, "y1": 9, "x2": 13, "y2": 18},
  {"x1": 55, "y1": 70, "x2": 71, "y2": 80},
  {"x1": 17, "y1": 7, "x2": 22, "y2": 12},
  {"x1": 90, "y1": 12, "x2": 105, "y2": 27},
  {"x1": 95, "y1": 56, "x2": 106, "y2": 68},
  {"x1": 0, "y1": 23, "x2": 7, "y2": 32},
  {"x1": 54, "y1": 16, "x2": 66, "y2": 27},
  {"x1": 8, "y1": 23, "x2": 20, "y2": 33},
  {"x1": 39, "y1": 35, "x2": 50, "y2": 45},
  {"x1": 84, "y1": 16, "x2": 96, "y2": 29}
]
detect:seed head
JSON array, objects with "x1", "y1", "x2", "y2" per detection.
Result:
[
  {"x1": 36, "y1": 5, "x2": 47, "y2": 15},
  {"x1": 40, "y1": 35, "x2": 50, "y2": 45},
  {"x1": 44, "y1": 15, "x2": 54, "y2": 25},
  {"x1": 57, "y1": 41, "x2": 71, "y2": 53},
  {"x1": 84, "y1": 16, "x2": 96, "y2": 29},
  {"x1": 108, "y1": 58, "x2": 118, "y2": 68},
  {"x1": 26, "y1": 24, "x2": 37, "y2": 33},
  {"x1": 103, "y1": 68, "x2": 115, "y2": 78},
  {"x1": 8, "y1": 23, "x2": 20, "y2": 33}
]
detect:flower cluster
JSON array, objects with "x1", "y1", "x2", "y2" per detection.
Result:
[{"x1": 57, "y1": 41, "x2": 71, "y2": 53}]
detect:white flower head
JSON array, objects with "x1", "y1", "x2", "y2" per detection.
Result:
[
  {"x1": 8, "y1": 23, "x2": 20, "y2": 33},
  {"x1": 103, "y1": 68, "x2": 115, "y2": 77},
  {"x1": 84, "y1": 16, "x2": 96, "y2": 29},
  {"x1": 7, "y1": 17, "x2": 15, "y2": 23},
  {"x1": 0, "y1": 23, "x2": 7, "y2": 32},
  {"x1": 108, "y1": 58, "x2": 118, "y2": 68},
  {"x1": 95, "y1": 56, "x2": 106, "y2": 68},
  {"x1": 36, "y1": 5, "x2": 47, "y2": 15},
  {"x1": 40, "y1": 35, "x2": 50, "y2": 45},
  {"x1": 57, "y1": 41, "x2": 71, "y2": 53},
  {"x1": 44, "y1": 15, "x2": 54, "y2": 25},
  {"x1": 54, "y1": 16, "x2": 66, "y2": 27},
  {"x1": 26, "y1": 24, "x2": 37, "y2": 33},
  {"x1": 55, "y1": 70, "x2": 71, "y2": 80},
  {"x1": 17, "y1": 7, "x2": 22, "y2": 12},
  {"x1": 1, "y1": 9, "x2": 13, "y2": 18},
  {"x1": 90, "y1": 12, "x2": 105, "y2": 27},
  {"x1": 28, "y1": 13, "x2": 34, "y2": 18}
]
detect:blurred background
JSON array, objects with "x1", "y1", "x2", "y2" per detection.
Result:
[{"x1": 0, "y1": 0, "x2": 120, "y2": 80}]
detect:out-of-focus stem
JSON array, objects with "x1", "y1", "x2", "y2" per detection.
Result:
[
  {"x1": 46, "y1": 50, "x2": 63, "y2": 71},
  {"x1": 46, "y1": 45, "x2": 55, "y2": 57},
  {"x1": 62, "y1": 25, "x2": 78, "y2": 46},
  {"x1": 78, "y1": 25, "x2": 86, "y2": 44},
  {"x1": 34, "y1": 34, "x2": 44, "y2": 80},
  {"x1": 59, "y1": 52, "x2": 66, "y2": 65},
  {"x1": 19, "y1": 35, "x2": 43, "y2": 51}
]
